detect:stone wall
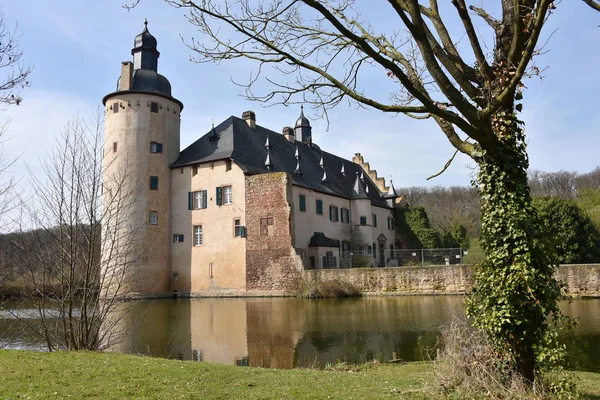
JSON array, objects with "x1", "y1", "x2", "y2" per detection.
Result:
[
  {"x1": 305, "y1": 264, "x2": 600, "y2": 297},
  {"x1": 245, "y1": 172, "x2": 304, "y2": 292}
]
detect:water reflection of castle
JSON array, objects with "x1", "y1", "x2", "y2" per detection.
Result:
[{"x1": 111, "y1": 297, "x2": 459, "y2": 368}]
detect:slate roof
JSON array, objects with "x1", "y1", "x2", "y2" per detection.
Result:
[
  {"x1": 308, "y1": 232, "x2": 339, "y2": 248},
  {"x1": 171, "y1": 116, "x2": 390, "y2": 208}
]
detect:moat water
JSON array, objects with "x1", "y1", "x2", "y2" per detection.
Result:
[{"x1": 2, "y1": 296, "x2": 600, "y2": 372}]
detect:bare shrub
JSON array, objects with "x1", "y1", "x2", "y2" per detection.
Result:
[
  {"x1": 434, "y1": 316, "x2": 576, "y2": 399},
  {"x1": 295, "y1": 278, "x2": 361, "y2": 298}
]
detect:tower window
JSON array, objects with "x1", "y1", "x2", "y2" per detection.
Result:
[
  {"x1": 360, "y1": 216, "x2": 367, "y2": 226},
  {"x1": 193, "y1": 225, "x2": 203, "y2": 246},
  {"x1": 173, "y1": 234, "x2": 184, "y2": 242},
  {"x1": 372, "y1": 214, "x2": 377, "y2": 227},
  {"x1": 113, "y1": 102, "x2": 119, "y2": 114},
  {"x1": 149, "y1": 211, "x2": 158, "y2": 225},
  {"x1": 113, "y1": 142, "x2": 118, "y2": 153},
  {"x1": 150, "y1": 102, "x2": 159, "y2": 113},
  {"x1": 150, "y1": 142, "x2": 163, "y2": 153},
  {"x1": 150, "y1": 176, "x2": 159, "y2": 190}
]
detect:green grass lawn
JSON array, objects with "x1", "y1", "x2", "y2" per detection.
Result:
[{"x1": 1, "y1": 350, "x2": 599, "y2": 399}]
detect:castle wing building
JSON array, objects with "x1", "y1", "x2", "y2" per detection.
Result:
[{"x1": 103, "y1": 23, "x2": 403, "y2": 297}]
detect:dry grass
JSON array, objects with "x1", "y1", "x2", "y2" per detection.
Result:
[{"x1": 433, "y1": 316, "x2": 577, "y2": 399}]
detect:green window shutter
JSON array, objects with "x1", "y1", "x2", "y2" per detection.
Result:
[
  {"x1": 299, "y1": 194, "x2": 306, "y2": 211},
  {"x1": 335, "y1": 207, "x2": 339, "y2": 222},
  {"x1": 188, "y1": 192, "x2": 193, "y2": 210},
  {"x1": 373, "y1": 214, "x2": 377, "y2": 227},
  {"x1": 157, "y1": 143, "x2": 163, "y2": 153},
  {"x1": 316, "y1": 200, "x2": 323, "y2": 215},
  {"x1": 202, "y1": 190, "x2": 208, "y2": 209},
  {"x1": 240, "y1": 226, "x2": 246, "y2": 238},
  {"x1": 179, "y1": 234, "x2": 185, "y2": 242},
  {"x1": 329, "y1": 205, "x2": 333, "y2": 221},
  {"x1": 216, "y1": 187, "x2": 222, "y2": 206}
]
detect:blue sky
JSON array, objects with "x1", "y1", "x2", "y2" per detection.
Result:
[{"x1": 2, "y1": 1, "x2": 599, "y2": 189}]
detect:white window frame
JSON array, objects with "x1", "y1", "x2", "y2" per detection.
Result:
[
  {"x1": 193, "y1": 225, "x2": 203, "y2": 246},
  {"x1": 223, "y1": 185, "x2": 233, "y2": 205},
  {"x1": 149, "y1": 211, "x2": 158, "y2": 225},
  {"x1": 194, "y1": 191, "x2": 206, "y2": 209}
]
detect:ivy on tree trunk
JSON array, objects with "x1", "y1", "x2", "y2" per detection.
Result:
[{"x1": 467, "y1": 111, "x2": 564, "y2": 381}]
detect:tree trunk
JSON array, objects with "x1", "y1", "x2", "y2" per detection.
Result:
[{"x1": 467, "y1": 112, "x2": 563, "y2": 384}]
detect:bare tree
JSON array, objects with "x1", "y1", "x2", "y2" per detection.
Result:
[
  {"x1": 127, "y1": 0, "x2": 600, "y2": 384},
  {"x1": 0, "y1": 14, "x2": 31, "y2": 106},
  {"x1": 402, "y1": 185, "x2": 480, "y2": 238},
  {"x1": 7, "y1": 115, "x2": 145, "y2": 351}
]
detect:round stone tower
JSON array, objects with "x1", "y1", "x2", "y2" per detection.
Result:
[{"x1": 102, "y1": 20, "x2": 183, "y2": 296}]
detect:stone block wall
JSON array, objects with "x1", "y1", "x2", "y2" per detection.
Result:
[
  {"x1": 305, "y1": 264, "x2": 600, "y2": 297},
  {"x1": 305, "y1": 265, "x2": 473, "y2": 294},
  {"x1": 245, "y1": 172, "x2": 304, "y2": 292}
]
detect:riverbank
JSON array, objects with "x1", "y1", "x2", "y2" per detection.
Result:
[{"x1": 1, "y1": 351, "x2": 599, "y2": 399}]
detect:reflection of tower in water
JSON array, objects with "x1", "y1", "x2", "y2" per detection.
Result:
[{"x1": 107, "y1": 297, "x2": 464, "y2": 368}]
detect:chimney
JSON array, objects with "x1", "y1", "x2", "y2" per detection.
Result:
[
  {"x1": 282, "y1": 126, "x2": 295, "y2": 142},
  {"x1": 242, "y1": 110, "x2": 256, "y2": 129},
  {"x1": 120, "y1": 61, "x2": 133, "y2": 91}
]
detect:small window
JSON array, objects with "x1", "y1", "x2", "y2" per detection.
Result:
[
  {"x1": 150, "y1": 102, "x2": 159, "y2": 113},
  {"x1": 390, "y1": 244, "x2": 395, "y2": 258},
  {"x1": 113, "y1": 102, "x2": 119, "y2": 114},
  {"x1": 149, "y1": 211, "x2": 158, "y2": 225},
  {"x1": 316, "y1": 200, "x2": 323, "y2": 215},
  {"x1": 299, "y1": 194, "x2": 306, "y2": 212},
  {"x1": 225, "y1": 160, "x2": 232, "y2": 171},
  {"x1": 388, "y1": 217, "x2": 392, "y2": 230},
  {"x1": 193, "y1": 225, "x2": 203, "y2": 246},
  {"x1": 234, "y1": 219, "x2": 243, "y2": 237},
  {"x1": 192, "y1": 165, "x2": 198, "y2": 176},
  {"x1": 340, "y1": 208, "x2": 350, "y2": 224},
  {"x1": 368, "y1": 245, "x2": 372, "y2": 255},
  {"x1": 173, "y1": 234, "x2": 184, "y2": 242},
  {"x1": 329, "y1": 205, "x2": 339, "y2": 222},
  {"x1": 194, "y1": 190, "x2": 207, "y2": 209},
  {"x1": 360, "y1": 216, "x2": 367, "y2": 226},
  {"x1": 180, "y1": 168, "x2": 184, "y2": 174},
  {"x1": 309, "y1": 256, "x2": 315, "y2": 269},
  {"x1": 267, "y1": 217, "x2": 274, "y2": 225},
  {"x1": 372, "y1": 214, "x2": 377, "y2": 227},
  {"x1": 223, "y1": 185, "x2": 233, "y2": 205},
  {"x1": 373, "y1": 243, "x2": 377, "y2": 259},
  {"x1": 150, "y1": 176, "x2": 159, "y2": 190},
  {"x1": 172, "y1": 273, "x2": 179, "y2": 282},
  {"x1": 112, "y1": 142, "x2": 118, "y2": 153},
  {"x1": 150, "y1": 142, "x2": 163, "y2": 153}
]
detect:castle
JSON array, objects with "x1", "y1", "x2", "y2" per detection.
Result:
[{"x1": 101, "y1": 22, "x2": 404, "y2": 297}]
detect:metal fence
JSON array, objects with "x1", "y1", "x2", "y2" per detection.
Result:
[{"x1": 306, "y1": 247, "x2": 486, "y2": 270}]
